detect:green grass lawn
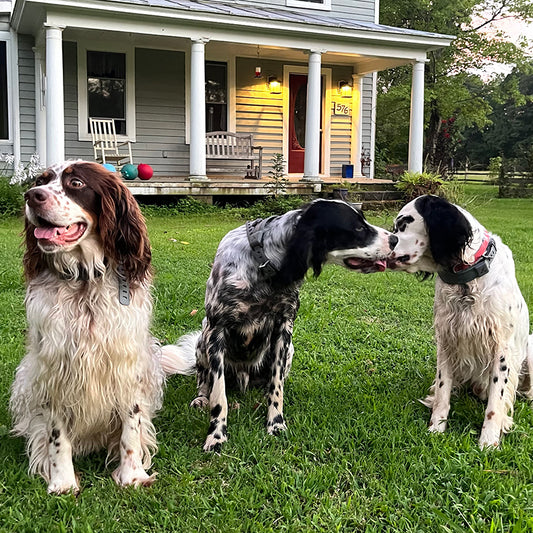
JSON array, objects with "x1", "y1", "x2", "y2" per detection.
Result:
[{"x1": 1, "y1": 191, "x2": 533, "y2": 532}]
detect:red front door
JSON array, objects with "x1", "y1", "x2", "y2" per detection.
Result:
[{"x1": 288, "y1": 74, "x2": 308, "y2": 173}]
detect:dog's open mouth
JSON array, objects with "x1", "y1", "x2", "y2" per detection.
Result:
[
  {"x1": 34, "y1": 221, "x2": 87, "y2": 246},
  {"x1": 344, "y1": 258, "x2": 387, "y2": 273}
]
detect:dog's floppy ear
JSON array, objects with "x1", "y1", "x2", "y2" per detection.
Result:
[
  {"x1": 276, "y1": 201, "x2": 333, "y2": 285},
  {"x1": 23, "y1": 218, "x2": 46, "y2": 281},
  {"x1": 74, "y1": 163, "x2": 152, "y2": 284},
  {"x1": 415, "y1": 195, "x2": 472, "y2": 268}
]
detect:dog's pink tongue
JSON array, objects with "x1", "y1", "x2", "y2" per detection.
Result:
[
  {"x1": 34, "y1": 226, "x2": 67, "y2": 242},
  {"x1": 375, "y1": 259, "x2": 387, "y2": 272},
  {"x1": 34, "y1": 224, "x2": 84, "y2": 245}
]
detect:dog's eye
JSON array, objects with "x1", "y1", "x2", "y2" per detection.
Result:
[
  {"x1": 68, "y1": 178, "x2": 85, "y2": 189},
  {"x1": 35, "y1": 177, "x2": 44, "y2": 186}
]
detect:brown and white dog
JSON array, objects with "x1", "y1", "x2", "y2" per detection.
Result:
[
  {"x1": 388, "y1": 195, "x2": 532, "y2": 447},
  {"x1": 10, "y1": 161, "x2": 193, "y2": 494}
]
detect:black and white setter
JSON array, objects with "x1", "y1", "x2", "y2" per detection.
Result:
[
  {"x1": 163, "y1": 199, "x2": 397, "y2": 451},
  {"x1": 10, "y1": 161, "x2": 192, "y2": 494},
  {"x1": 388, "y1": 195, "x2": 532, "y2": 447}
]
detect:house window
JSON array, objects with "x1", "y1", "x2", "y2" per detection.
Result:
[
  {"x1": 205, "y1": 61, "x2": 227, "y2": 132},
  {"x1": 286, "y1": 0, "x2": 331, "y2": 10},
  {"x1": 0, "y1": 41, "x2": 8, "y2": 140},
  {"x1": 87, "y1": 51, "x2": 126, "y2": 135}
]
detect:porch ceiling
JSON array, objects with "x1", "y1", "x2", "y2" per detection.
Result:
[{"x1": 12, "y1": 0, "x2": 454, "y2": 73}]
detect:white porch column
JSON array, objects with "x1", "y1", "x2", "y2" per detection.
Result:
[
  {"x1": 408, "y1": 60, "x2": 425, "y2": 173},
  {"x1": 32, "y1": 47, "x2": 46, "y2": 166},
  {"x1": 189, "y1": 38, "x2": 209, "y2": 181},
  {"x1": 45, "y1": 25, "x2": 65, "y2": 164},
  {"x1": 302, "y1": 50, "x2": 323, "y2": 182},
  {"x1": 351, "y1": 74, "x2": 364, "y2": 178}
]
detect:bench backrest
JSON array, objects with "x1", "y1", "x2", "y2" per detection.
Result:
[{"x1": 206, "y1": 131, "x2": 254, "y2": 158}]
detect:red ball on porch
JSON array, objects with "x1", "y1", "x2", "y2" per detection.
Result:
[{"x1": 137, "y1": 163, "x2": 153, "y2": 180}]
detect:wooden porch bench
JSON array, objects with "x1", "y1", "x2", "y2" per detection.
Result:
[{"x1": 206, "y1": 131, "x2": 263, "y2": 179}]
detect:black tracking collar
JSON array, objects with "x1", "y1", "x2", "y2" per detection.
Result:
[
  {"x1": 438, "y1": 238, "x2": 497, "y2": 285},
  {"x1": 246, "y1": 218, "x2": 279, "y2": 278}
]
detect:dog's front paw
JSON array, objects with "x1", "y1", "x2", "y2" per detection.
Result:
[
  {"x1": 479, "y1": 427, "x2": 501, "y2": 449},
  {"x1": 47, "y1": 477, "x2": 80, "y2": 496},
  {"x1": 112, "y1": 466, "x2": 157, "y2": 488},
  {"x1": 267, "y1": 414, "x2": 287, "y2": 436},
  {"x1": 428, "y1": 416, "x2": 447, "y2": 433},
  {"x1": 190, "y1": 395, "x2": 209, "y2": 409},
  {"x1": 203, "y1": 433, "x2": 227, "y2": 453}
]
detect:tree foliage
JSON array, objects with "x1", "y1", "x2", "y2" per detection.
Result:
[{"x1": 377, "y1": 0, "x2": 533, "y2": 174}]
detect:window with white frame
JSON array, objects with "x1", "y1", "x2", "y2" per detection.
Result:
[
  {"x1": 87, "y1": 51, "x2": 126, "y2": 134},
  {"x1": 205, "y1": 61, "x2": 227, "y2": 132},
  {"x1": 0, "y1": 40, "x2": 8, "y2": 140},
  {"x1": 77, "y1": 43, "x2": 135, "y2": 141},
  {"x1": 286, "y1": 0, "x2": 331, "y2": 10}
]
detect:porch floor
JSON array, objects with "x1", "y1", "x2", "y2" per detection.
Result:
[{"x1": 124, "y1": 174, "x2": 393, "y2": 198}]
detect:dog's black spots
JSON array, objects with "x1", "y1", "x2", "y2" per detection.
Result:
[
  {"x1": 209, "y1": 354, "x2": 221, "y2": 373},
  {"x1": 439, "y1": 381, "x2": 444, "y2": 388},
  {"x1": 504, "y1": 378, "x2": 508, "y2": 384},
  {"x1": 267, "y1": 398, "x2": 272, "y2": 406},
  {"x1": 489, "y1": 328, "x2": 492, "y2": 336},
  {"x1": 493, "y1": 376, "x2": 498, "y2": 383},
  {"x1": 51, "y1": 428, "x2": 60, "y2": 440},
  {"x1": 438, "y1": 371, "x2": 442, "y2": 380},
  {"x1": 501, "y1": 389, "x2": 504, "y2": 397},
  {"x1": 213, "y1": 433, "x2": 221, "y2": 440},
  {"x1": 269, "y1": 383, "x2": 275, "y2": 394},
  {"x1": 273, "y1": 401, "x2": 279, "y2": 409},
  {"x1": 207, "y1": 421, "x2": 218, "y2": 435},
  {"x1": 487, "y1": 411, "x2": 495, "y2": 420},
  {"x1": 272, "y1": 414, "x2": 284, "y2": 425},
  {"x1": 222, "y1": 424, "x2": 227, "y2": 436},
  {"x1": 211, "y1": 404, "x2": 222, "y2": 418},
  {"x1": 500, "y1": 356, "x2": 506, "y2": 363},
  {"x1": 49, "y1": 436, "x2": 53, "y2": 443},
  {"x1": 509, "y1": 324, "x2": 514, "y2": 328},
  {"x1": 212, "y1": 443, "x2": 222, "y2": 453},
  {"x1": 500, "y1": 365, "x2": 507, "y2": 372},
  {"x1": 275, "y1": 390, "x2": 280, "y2": 397},
  {"x1": 395, "y1": 215, "x2": 415, "y2": 233}
]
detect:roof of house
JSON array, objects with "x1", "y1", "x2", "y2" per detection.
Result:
[{"x1": 115, "y1": 0, "x2": 453, "y2": 40}]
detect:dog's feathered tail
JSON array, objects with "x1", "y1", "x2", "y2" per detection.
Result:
[{"x1": 160, "y1": 332, "x2": 200, "y2": 376}]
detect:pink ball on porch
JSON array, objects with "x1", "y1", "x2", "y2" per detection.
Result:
[{"x1": 137, "y1": 163, "x2": 153, "y2": 180}]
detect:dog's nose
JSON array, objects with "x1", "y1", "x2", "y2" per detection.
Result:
[
  {"x1": 388, "y1": 234, "x2": 398, "y2": 250},
  {"x1": 25, "y1": 188, "x2": 49, "y2": 208}
]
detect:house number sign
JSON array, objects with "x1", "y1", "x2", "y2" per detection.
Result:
[{"x1": 333, "y1": 102, "x2": 351, "y2": 116}]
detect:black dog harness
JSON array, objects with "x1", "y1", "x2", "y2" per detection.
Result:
[
  {"x1": 438, "y1": 231, "x2": 497, "y2": 285},
  {"x1": 246, "y1": 217, "x2": 279, "y2": 278}
]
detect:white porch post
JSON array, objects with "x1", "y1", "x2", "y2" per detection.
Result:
[
  {"x1": 45, "y1": 25, "x2": 65, "y2": 164},
  {"x1": 302, "y1": 50, "x2": 323, "y2": 182},
  {"x1": 32, "y1": 47, "x2": 46, "y2": 166},
  {"x1": 351, "y1": 74, "x2": 364, "y2": 178},
  {"x1": 408, "y1": 60, "x2": 425, "y2": 173},
  {"x1": 189, "y1": 38, "x2": 208, "y2": 181}
]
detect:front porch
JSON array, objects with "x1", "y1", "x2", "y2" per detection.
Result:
[{"x1": 124, "y1": 174, "x2": 401, "y2": 208}]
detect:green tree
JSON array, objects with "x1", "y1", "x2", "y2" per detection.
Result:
[{"x1": 377, "y1": 0, "x2": 533, "y2": 174}]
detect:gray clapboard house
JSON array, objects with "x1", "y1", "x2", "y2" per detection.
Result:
[{"x1": 0, "y1": 0, "x2": 453, "y2": 184}]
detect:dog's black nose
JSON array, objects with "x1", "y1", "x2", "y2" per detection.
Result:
[
  {"x1": 25, "y1": 188, "x2": 49, "y2": 207},
  {"x1": 388, "y1": 234, "x2": 398, "y2": 250}
]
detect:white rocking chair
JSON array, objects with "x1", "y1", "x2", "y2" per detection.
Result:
[{"x1": 89, "y1": 118, "x2": 133, "y2": 169}]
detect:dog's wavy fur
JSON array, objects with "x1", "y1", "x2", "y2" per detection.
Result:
[
  {"x1": 163, "y1": 199, "x2": 396, "y2": 452},
  {"x1": 389, "y1": 195, "x2": 532, "y2": 448},
  {"x1": 10, "y1": 161, "x2": 193, "y2": 494}
]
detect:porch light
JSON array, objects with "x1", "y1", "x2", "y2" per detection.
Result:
[
  {"x1": 268, "y1": 76, "x2": 282, "y2": 94},
  {"x1": 338, "y1": 80, "x2": 352, "y2": 98}
]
